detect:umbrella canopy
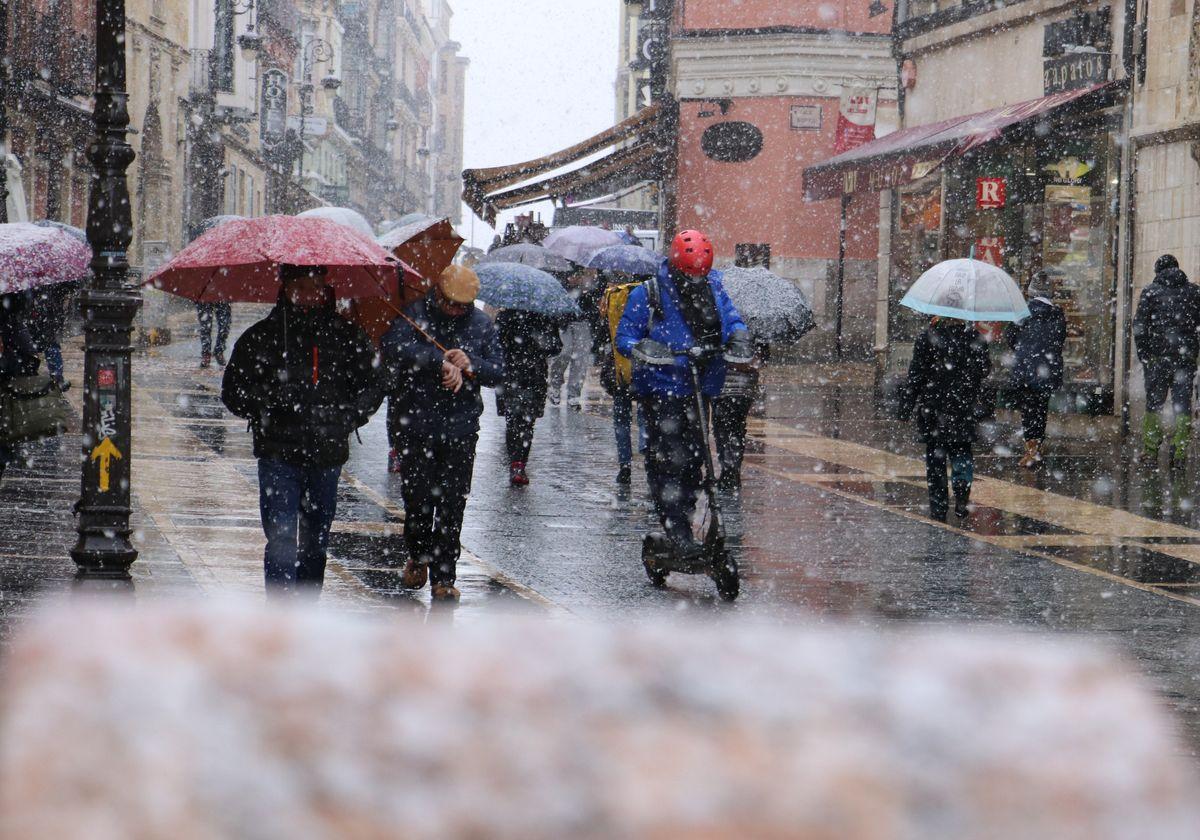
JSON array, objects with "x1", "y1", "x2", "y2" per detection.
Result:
[
  {"x1": 477, "y1": 243, "x2": 573, "y2": 273},
  {"x1": 720, "y1": 266, "x2": 815, "y2": 343},
  {"x1": 585, "y1": 243, "x2": 662, "y2": 277},
  {"x1": 0, "y1": 223, "x2": 91, "y2": 294},
  {"x1": 145, "y1": 215, "x2": 400, "y2": 303},
  {"x1": 194, "y1": 214, "x2": 245, "y2": 239},
  {"x1": 349, "y1": 216, "x2": 465, "y2": 346},
  {"x1": 542, "y1": 225, "x2": 624, "y2": 266},
  {"x1": 33, "y1": 219, "x2": 87, "y2": 244},
  {"x1": 901, "y1": 258, "x2": 1030, "y2": 322},
  {"x1": 297, "y1": 206, "x2": 375, "y2": 239},
  {"x1": 475, "y1": 263, "x2": 581, "y2": 318}
]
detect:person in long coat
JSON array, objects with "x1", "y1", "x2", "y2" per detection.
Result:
[
  {"x1": 899, "y1": 317, "x2": 992, "y2": 520},
  {"x1": 1006, "y1": 270, "x2": 1066, "y2": 468},
  {"x1": 0, "y1": 293, "x2": 41, "y2": 485},
  {"x1": 495, "y1": 309, "x2": 562, "y2": 486}
]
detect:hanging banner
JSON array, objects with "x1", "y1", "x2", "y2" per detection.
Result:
[{"x1": 834, "y1": 87, "x2": 878, "y2": 155}]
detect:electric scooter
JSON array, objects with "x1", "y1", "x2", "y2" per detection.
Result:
[{"x1": 639, "y1": 345, "x2": 742, "y2": 602}]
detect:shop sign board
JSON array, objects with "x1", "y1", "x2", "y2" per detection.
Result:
[
  {"x1": 834, "y1": 87, "x2": 878, "y2": 155},
  {"x1": 975, "y1": 236, "x2": 1005, "y2": 266},
  {"x1": 1043, "y1": 52, "x2": 1110, "y2": 94},
  {"x1": 976, "y1": 177, "x2": 1007, "y2": 209},
  {"x1": 790, "y1": 105, "x2": 822, "y2": 131}
]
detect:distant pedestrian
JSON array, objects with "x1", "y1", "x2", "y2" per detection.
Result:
[
  {"x1": 1006, "y1": 270, "x2": 1066, "y2": 468},
  {"x1": 221, "y1": 265, "x2": 382, "y2": 597},
  {"x1": 548, "y1": 268, "x2": 598, "y2": 409},
  {"x1": 713, "y1": 335, "x2": 769, "y2": 492},
  {"x1": 496, "y1": 309, "x2": 561, "y2": 486},
  {"x1": 382, "y1": 266, "x2": 504, "y2": 603},
  {"x1": 488, "y1": 235, "x2": 503, "y2": 254},
  {"x1": 619, "y1": 225, "x2": 639, "y2": 246},
  {"x1": 27, "y1": 281, "x2": 75, "y2": 392},
  {"x1": 1133, "y1": 254, "x2": 1200, "y2": 464},
  {"x1": 0, "y1": 293, "x2": 41, "y2": 486},
  {"x1": 599, "y1": 274, "x2": 648, "y2": 485},
  {"x1": 899, "y1": 317, "x2": 991, "y2": 521},
  {"x1": 197, "y1": 301, "x2": 232, "y2": 368}
]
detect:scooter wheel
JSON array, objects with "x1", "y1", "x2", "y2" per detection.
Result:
[
  {"x1": 642, "y1": 536, "x2": 669, "y2": 588},
  {"x1": 711, "y1": 552, "x2": 740, "y2": 602}
]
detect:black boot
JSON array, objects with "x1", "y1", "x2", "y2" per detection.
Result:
[
  {"x1": 616, "y1": 464, "x2": 632, "y2": 485},
  {"x1": 952, "y1": 481, "x2": 971, "y2": 518}
]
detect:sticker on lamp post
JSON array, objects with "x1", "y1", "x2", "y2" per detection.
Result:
[{"x1": 93, "y1": 365, "x2": 120, "y2": 492}]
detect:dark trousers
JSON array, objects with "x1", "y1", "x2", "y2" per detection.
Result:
[
  {"x1": 398, "y1": 433, "x2": 478, "y2": 586},
  {"x1": 505, "y1": 414, "x2": 536, "y2": 463},
  {"x1": 258, "y1": 458, "x2": 341, "y2": 595},
  {"x1": 197, "y1": 302, "x2": 231, "y2": 357},
  {"x1": 644, "y1": 394, "x2": 705, "y2": 544},
  {"x1": 1014, "y1": 386, "x2": 1052, "y2": 441},
  {"x1": 925, "y1": 442, "x2": 973, "y2": 520},
  {"x1": 1145, "y1": 360, "x2": 1196, "y2": 415},
  {"x1": 712, "y1": 394, "x2": 753, "y2": 478}
]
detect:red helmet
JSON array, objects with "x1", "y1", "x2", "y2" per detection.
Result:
[{"x1": 669, "y1": 230, "x2": 714, "y2": 277}]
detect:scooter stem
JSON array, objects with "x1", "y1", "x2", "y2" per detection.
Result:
[{"x1": 687, "y1": 360, "x2": 722, "y2": 522}]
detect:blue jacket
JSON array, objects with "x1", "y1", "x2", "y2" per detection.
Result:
[
  {"x1": 381, "y1": 298, "x2": 505, "y2": 440},
  {"x1": 614, "y1": 261, "x2": 747, "y2": 398}
]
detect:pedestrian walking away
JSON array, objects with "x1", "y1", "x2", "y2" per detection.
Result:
[
  {"x1": 713, "y1": 335, "x2": 770, "y2": 492},
  {"x1": 197, "y1": 301, "x2": 232, "y2": 368},
  {"x1": 496, "y1": 309, "x2": 561, "y2": 486},
  {"x1": 27, "y1": 281, "x2": 76, "y2": 391},
  {"x1": 898, "y1": 317, "x2": 992, "y2": 521},
  {"x1": 599, "y1": 274, "x2": 648, "y2": 484},
  {"x1": 1006, "y1": 270, "x2": 1066, "y2": 469},
  {"x1": 0, "y1": 293, "x2": 42, "y2": 486},
  {"x1": 615, "y1": 230, "x2": 749, "y2": 559},
  {"x1": 221, "y1": 265, "x2": 383, "y2": 597},
  {"x1": 548, "y1": 268, "x2": 599, "y2": 408},
  {"x1": 382, "y1": 265, "x2": 504, "y2": 603},
  {"x1": 1132, "y1": 254, "x2": 1200, "y2": 465}
]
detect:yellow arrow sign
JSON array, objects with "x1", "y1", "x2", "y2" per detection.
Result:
[{"x1": 90, "y1": 437, "x2": 123, "y2": 493}]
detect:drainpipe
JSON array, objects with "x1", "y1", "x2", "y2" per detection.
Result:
[
  {"x1": 835, "y1": 193, "x2": 849, "y2": 361},
  {"x1": 1118, "y1": 0, "x2": 1140, "y2": 436}
]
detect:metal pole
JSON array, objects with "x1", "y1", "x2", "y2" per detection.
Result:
[
  {"x1": 835, "y1": 192, "x2": 849, "y2": 361},
  {"x1": 71, "y1": 0, "x2": 141, "y2": 579},
  {"x1": 0, "y1": 0, "x2": 9, "y2": 224}
]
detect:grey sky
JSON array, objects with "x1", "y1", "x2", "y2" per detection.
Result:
[{"x1": 451, "y1": 0, "x2": 619, "y2": 248}]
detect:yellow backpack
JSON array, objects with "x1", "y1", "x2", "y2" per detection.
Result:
[{"x1": 601, "y1": 282, "x2": 642, "y2": 387}]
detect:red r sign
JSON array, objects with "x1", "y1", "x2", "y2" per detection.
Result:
[
  {"x1": 975, "y1": 237, "x2": 1005, "y2": 266},
  {"x1": 976, "y1": 177, "x2": 1006, "y2": 209}
]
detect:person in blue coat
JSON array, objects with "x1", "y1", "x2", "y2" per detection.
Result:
[
  {"x1": 381, "y1": 265, "x2": 504, "y2": 603},
  {"x1": 1006, "y1": 270, "x2": 1066, "y2": 469},
  {"x1": 615, "y1": 230, "x2": 749, "y2": 558}
]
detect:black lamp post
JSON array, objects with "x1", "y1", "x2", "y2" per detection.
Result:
[
  {"x1": 71, "y1": 0, "x2": 141, "y2": 578},
  {"x1": 292, "y1": 37, "x2": 336, "y2": 202},
  {"x1": 0, "y1": 0, "x2": 9, "y2": 225}
]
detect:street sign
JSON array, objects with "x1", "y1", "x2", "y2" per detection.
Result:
[{"x1": 287, "y1": 116, "x2": 327, "y2": 137}]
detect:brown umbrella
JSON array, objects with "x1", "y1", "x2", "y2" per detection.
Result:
[{"x1": 350, "y1": 216, "x2": 465, "y2": 345}]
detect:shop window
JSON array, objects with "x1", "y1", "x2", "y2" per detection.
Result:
[{"x1": 735, "y1": 244, "x2": 770, "y2": 269}]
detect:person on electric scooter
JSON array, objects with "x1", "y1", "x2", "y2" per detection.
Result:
[{"x1": 615, "y1": 230, "x2": 750, "y2": 560}]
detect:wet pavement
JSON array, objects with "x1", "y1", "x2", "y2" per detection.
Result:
[{"x1": 2, "y1": 307, "x2": 1200, "y2": 752}]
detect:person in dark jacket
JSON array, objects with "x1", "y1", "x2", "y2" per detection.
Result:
[
  {"x1": 0, "y1": 294, "x2": 41, "y2": 485},
  {"x1": 381, "y1": 265, "x2": 504, "y2": 603},
  {"x1": 713, "y1": 335, "x2": 769, "y2": 492},
  {"x1": 1132, "y1": 254, "x2": 1200, "y2": 463},
  {"x1": 221, "y1": 265, "x2": 383, "y2": 597},
  {"x1": 495, "y1": 309, "x2": 561, "y2": 486},
  {"x1": 615, "y1": 231, "x2": 749, "y2": 558},
  {"x1": 899, "y1": 317, "x2": 991, "y2": 520},
  {"x1": 1006, "y1": 271, "x2": 1066, "y2": 468},
  {"x1": 27, "y1": 281, "x2": 75, "y2": 391}
]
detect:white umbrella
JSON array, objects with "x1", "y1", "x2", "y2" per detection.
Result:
[
  {"x1": 297, "y1": 206, "x2": 375, "y2": 239},
  {"x1": 900, "y1": 258, "x2": 1030, "y2": 322},
  {"x1": 542, "y1": 225, "x2": 624, "y2": 266}
]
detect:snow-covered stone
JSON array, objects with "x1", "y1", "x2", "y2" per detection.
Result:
[{"x1": 0, "y1": 601, "x2": 1195, "y2": 839}]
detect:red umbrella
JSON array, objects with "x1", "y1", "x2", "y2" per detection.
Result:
[{"x1": 145, "y1": 215, "x2": 400, "y2": 303}]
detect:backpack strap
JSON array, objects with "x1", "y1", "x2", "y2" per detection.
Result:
[{"x1": 644, "y1": 276, "x2": 662, "y2": 333}]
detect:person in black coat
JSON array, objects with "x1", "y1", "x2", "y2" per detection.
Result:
[
  {"x1": 1006, "y1": 271, "x2": 1066, "y2": 468},
  {"x1": 381, "y1": 265, "x2": 504, "y2": 603},
  {"x1": 495, "y1": 309, "x2": 561, "y2": 486},
  {"x1": 27, "y1": 281, "x2": 76, "y2": 391},
  {"x1": 0, "y1": 294, "x2": 41, "y2": 485},
  {"x1": 1132, "y1": 254, "x2": 1200, "y2": 463},
  {"x1": 221, "y1": 265, "x2": 383, "y2": 597},
  {"x1": 899, "y1": 317, "x2": 992, "y2": 520}
]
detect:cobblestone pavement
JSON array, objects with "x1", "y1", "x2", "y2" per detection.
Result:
[{"x1": 3, "y1": 308, "x2": 1200, "y2": 751}]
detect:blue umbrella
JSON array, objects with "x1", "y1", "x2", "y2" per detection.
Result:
[
  {"x1": 585, "y1": 243, "x2": 662, "y2": 276},
  {"x1": 475, "y1": 263, "x2": 581, "y2": 318}
]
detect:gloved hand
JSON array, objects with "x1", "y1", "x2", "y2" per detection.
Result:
[
  {"x1": 724, "y1": 331, "x2": 754, "y2": 365},
  {"x1": 631, "y1": 339, "x2": 676, "y2": 366}
]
